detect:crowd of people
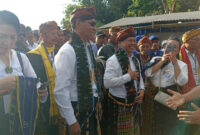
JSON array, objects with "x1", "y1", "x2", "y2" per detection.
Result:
[{"x1": 0, "y1": 5, "x2": 200, "y2": 135}]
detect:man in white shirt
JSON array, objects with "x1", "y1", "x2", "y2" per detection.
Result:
[
  {"x1": 25, "y1": 26, "x2": 38, "y2": 51},
  {"x1": 103, "y1": 26, "x2": 144, "y2": 135},
  {"x1": 54, "y1": 6, "x2": 101, "y2": 135},
  {"x1": 180, "y1": 28, "x2": 200, "y2": 94},
  {"x1": 27, "y1": 21, "x2": 60, "y2": 135},
  {"x1": 173, "y1": 29, "x2": 200, "y2": 135}
]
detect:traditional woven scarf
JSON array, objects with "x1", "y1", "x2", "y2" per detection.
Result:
[
  {"x1": 179, "y1": 45, "x2": 200, "y2": 93},
  {"x1": 9, "y1": 76, "x2": 39, "y2": 135},
  {"x1": 45, "y1": 45, "x2": 55, "y2": 54},
  {"x1": 71, "y1": 33, "x2": 95, "y2": 125},
  {"x1": 28, "y1": 43, "x2": 59, "y2": 123},
  {"x1": 115, "y1": 47, "x2": 139, "y2": 104}
]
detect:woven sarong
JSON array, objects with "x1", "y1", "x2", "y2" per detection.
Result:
[
  {"x1": 117, "y1": 106, "x2": 133, "y2": 135},
  {"x1": 9, "y1": 76, "x2": 39, "y2": 135}
]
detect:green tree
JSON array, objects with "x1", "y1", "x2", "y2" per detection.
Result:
[
  {"x1": 61, "y1": 0, "x2": 200, "y2": 28},
  {"x1": 61, "y1": 4, "x2": 82, "y2": 29},
  {"x1": 127, "y1": 0, "x2": 200, "y2": 17},
  {"x1": 61, "y1": 0, "x2": 133, "y2": 28},
  {"x1": 177, "y1": 0, "x2": 200, "y2": 12},
  {"x1": 128, "y1": 0, "x2": 163, "y2": 16}
]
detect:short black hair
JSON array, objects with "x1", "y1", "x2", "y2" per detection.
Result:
[
  {"x1": 168, "y1": 35, "x2": 182, "y2": 46},
  {"x1": 0, "y1": 10, "x2": 20, "y2": 34}
]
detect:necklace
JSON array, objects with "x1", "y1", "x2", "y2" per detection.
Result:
[
  {"x1": 140, "y1": 54, "x2": 150, "y2": 68},
  {"x1": 5, "y1": 51, "x2": 13, "y2": 74}
]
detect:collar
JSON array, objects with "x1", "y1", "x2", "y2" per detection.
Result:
[
  {"x1": 185, "y1": 48, "x2": 196, "y2": 56},
  {"x1": 128, "y1": 54, "x2": 134, "y2": 58},
  {"x1": 45, "y1": 45, "x2": 55, "y2": 53}
]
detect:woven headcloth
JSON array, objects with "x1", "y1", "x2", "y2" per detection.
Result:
[
  {"x1": 138, "y1": 36, "x2": 152, "y2": 46},
  {"x1": 117, "y1": 26, "x2": 136, "y2": 42},
  {"x1": 70, "y1": 6, "x2": 96, "y2": 23},
  {"x1": 182, "y1": 28, "x2": 200, "y2": 43}
]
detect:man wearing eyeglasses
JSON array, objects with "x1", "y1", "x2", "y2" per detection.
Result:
[{"x1": 54, "y1": 6, "x2": 102, "y2": 135}]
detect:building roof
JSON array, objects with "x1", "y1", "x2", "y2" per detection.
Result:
[{"x1": 100, "y1": 11, "x2": 200, "y2": 29}]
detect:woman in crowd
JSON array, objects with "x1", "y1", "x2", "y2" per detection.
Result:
[
  {"x1": 144, "y1": 35, "x2": 188, "y2": 135},
  {"x1": 135, "y1": 36, "x2": 152, "y2": 69},
  {"x1": 135, "y1": 36, "x2": 156, "y2": 135},
  {"x1": 0, "y1": 10, "x2": 46, "y2": 135}
]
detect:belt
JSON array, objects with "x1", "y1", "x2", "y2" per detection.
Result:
[{"x1": 108, "y1": 92, "x2": 136, "y2": 107}]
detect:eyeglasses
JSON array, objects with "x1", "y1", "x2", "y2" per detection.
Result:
[
  {"x1": 0, "y1": 33, "x2": 17, "y2": 41},
  {"x1": 89, "y1": 22, "x2": 96, "y2": 27}
]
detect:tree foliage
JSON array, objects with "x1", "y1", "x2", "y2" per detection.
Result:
[
  {"x1": 61, "y1": 4, "x2": 82, "y2": 29},
  {"x1": 128, "y1": 0, "x2": 163, "y2": 16},
  {"x1": 61, "y1": 0, "x2": 200, "y2": 29}
]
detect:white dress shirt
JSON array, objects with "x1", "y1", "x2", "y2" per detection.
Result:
[
  {"x1": 54, "y1": 42, "x2": 98, "y2": 126},
  {"x1": 26, "y1": 41, "x2": 38, "y2": 51},
  {"x1": 0, "y1": 49, "x2": 37, "y2": 114},
  {"x1": 185, "y1": 49, "x2": 199, "y2": 85},
  {"x1": 104, "y1": 54, "x2": 145, "y2": 99},
  {"x1": 0, "y1": 49, "x2": 36, "y2": 78},
  {"x1": 89, "y1": 40, "x2": 98, "y2": 57},
  {"x1": 145, "y1": 56, "x2": 188, "y2": 87}
]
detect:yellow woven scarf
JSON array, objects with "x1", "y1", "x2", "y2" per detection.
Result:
[{"x1": 28, "y1": 43, "x2": 59, "y2": 124}]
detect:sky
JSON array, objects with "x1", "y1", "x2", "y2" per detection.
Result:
[{"x1": 0, "y1": 0, "x2": 74, "y2": 30}]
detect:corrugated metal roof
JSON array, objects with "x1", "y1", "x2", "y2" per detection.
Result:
[{"x1": 100, "y1": 11, "x2": 200, "y2": 29}]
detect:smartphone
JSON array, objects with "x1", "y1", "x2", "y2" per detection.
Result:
[
  {"x1": 39, "y1": 81, "x2": 51, "y2": 90},
  {"x1": 165, "y1": 43, "x2": 174, "y2": 54}
]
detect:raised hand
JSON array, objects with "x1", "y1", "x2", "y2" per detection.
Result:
[
  {"x1": 166, "y1": 89, "x2": 186, "y2": 109},
  {"x1": 178, "y1": 103, "x2": 200, "y2": 124},
  {"x1": 161, "y1": 54, "x2": 170, "y2": 63}
]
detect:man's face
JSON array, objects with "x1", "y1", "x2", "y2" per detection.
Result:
[
  {"x1": 78, "y1": 19, "x2": 96, "y2": 41},
  {"x1": 56, "y1": 29, "x2": 66, "y2": 46},
  {"x1": 42, "y1": 28, "x2": 58, "y2": 46},
  {"x1": 138, "y1": 42, "x2": 151, "y2": 55},
  {"x1": 0, "y1": 24, "x2": 17, "y2": 54},
  {"x1": 96, "y1": 36, "x2": 104, "y2": 47},
  {"x1": 109, "y1": 31, "x2": 118, "y2": 45},
  {"x1": 26, "y1": 31, "x2": 34, "y2": 41},
  {"x1": 151, "y1": 39, "x2": 160, "y2": 51},
  {"x1": 120, "y1": 37, "x2": 136, "y2": 55},
  {"x1": 18, "y1": 24, "x2": 26, "y2": 42},
  {"x1": 187, "y1": 35, "x2": 200, "y2": 50},
  {"x1": 166, "y1": 40, "x2": 179, "y2": 56}
]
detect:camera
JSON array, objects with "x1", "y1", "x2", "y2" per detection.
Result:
[{"x1": 165, "y1": 43, "x2": 174, "y2": 54}]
